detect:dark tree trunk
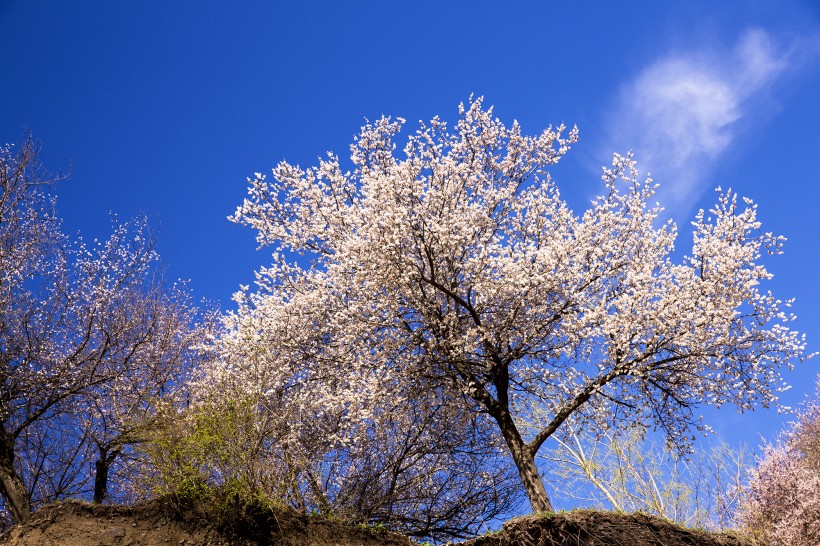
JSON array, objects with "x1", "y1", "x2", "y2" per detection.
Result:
[
  {"x1": 93, "y1": 458, "x2": 109, "y2": 504},
  {"x1": 492, "y1": 407, "x2": 554, "y2": 513},
  {"x1": 509, "y1": 443, "x2": 553, "y2": 513},
  {"x1": 93, "y1": 447, "x2": 119, "y2": 504},
  {"x1": 0, "y1": 434, "x2": 31, "y2": 524}
]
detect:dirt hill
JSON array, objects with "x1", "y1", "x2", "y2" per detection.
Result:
[
  {"x1": 460, "y1": 510, "x2": 768, "y2": 546},
  {"x1": 0, "y1": 498, "x2": 413, "y2": 546},
  {"x1": 0, "y1": 500, "x2": 768, "y2": 546}
]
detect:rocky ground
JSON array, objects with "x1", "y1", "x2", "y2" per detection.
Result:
[{"x1": 0, "y1": 500, "x2": 768, "y2": 546}]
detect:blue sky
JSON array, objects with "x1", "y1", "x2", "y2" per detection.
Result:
[{"x1": 2, "y1": 0, "x2": 819, "y2": 502}]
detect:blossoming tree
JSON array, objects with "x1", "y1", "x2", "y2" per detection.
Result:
[
  {"x1": 230, "y1": 98, "x2": 807, "y2": 513},
  {"x1": 0, "y1": 136, "x2": 203, "y2": 523},
  {"x1": 81, "y1": 273, "x2": 208, "y2": 505},
  {"x1": 738, "y1": 378, "x2": 820, "y2": 545}
]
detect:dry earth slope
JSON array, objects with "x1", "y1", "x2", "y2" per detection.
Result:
[
  {"x1": 0, "y1": 500, "x2": 769, "y2": 546},
  {"x1": 459, "y1": 511, "x2": 769, "y2": 546},
  {"x1": 0, "y1": 499, "x2": 412, "y2": 546}
]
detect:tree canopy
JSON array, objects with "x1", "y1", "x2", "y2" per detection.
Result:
[{"x1": 223, "y1": 97, "x2": 807, "y2": 512}]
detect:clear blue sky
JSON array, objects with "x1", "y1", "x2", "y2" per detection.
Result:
[{"x1": 2, "y1": 0, "x2": 819, "y2": 501}]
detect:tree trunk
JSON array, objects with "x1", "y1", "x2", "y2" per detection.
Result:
[
  {"x1": 93, "y1": 457, "x2": 109, "y2": 504},
  {"x1": 492, "y1": 408, "x2": 554, "y2": 513},
  {"x1": 511, "y1": 443, "x2": 553, "y2": 513},
  {"x1": 93, "y1": 446, "x2": 119, "y2": 503},
  {"x1": 0, "y1": 437, "x2": 31, "y2": 524}
]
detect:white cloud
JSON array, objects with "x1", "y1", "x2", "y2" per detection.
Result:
[{"x1": 603, "y1": 28, "x2": 800, "y2": 214}]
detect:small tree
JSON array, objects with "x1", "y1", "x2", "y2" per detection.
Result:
[
  {"x1": 82, "y1": 277, "x2": 209, "y2": 504},
  {"x1": 540, "y1": 421, "x2": 750, "y2": 529},
  {"x1": 0, "y1": 136, "x2": 202, "y2": 522},
  {"x1": 231, "y1": 97, "x2": 807, "y2": 513},
  {"x1": 737, "y1": 379, "x2": 820, "y2": 545}
]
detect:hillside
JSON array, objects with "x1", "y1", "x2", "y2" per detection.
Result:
[
  {"x1": 0, "y1": 498, "x2": 412, "y2": 546},
  {"x1": 460, "y1": 510, "x2": 768, "y2": 546},
  {"x1": 0, "y1": 500, "x2": 768, "y2": 546}
]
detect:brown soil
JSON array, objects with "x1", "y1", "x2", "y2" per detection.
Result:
[
  {"x1": 0, "y1": 498, "x2": 414, "y2": 546},
  {"x1": 0, "y1": 501, "x2": 769, "y2": 546},
  {"x1": 458, "y1": 510, "x2": 768, "y2": 546}
]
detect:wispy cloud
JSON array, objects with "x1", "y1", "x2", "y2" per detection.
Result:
[{"x1": 603, "y1": 28, "x2": 809, "y2": 214}]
